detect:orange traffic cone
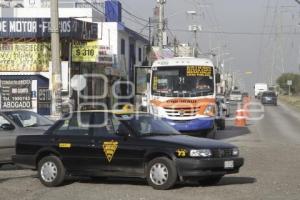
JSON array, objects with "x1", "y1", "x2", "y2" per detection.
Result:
[
  {"x1": 235, "y1": 109, "x2": 247, "y2": 127},
  {"x1": 243, "y1": 103, "x2": 250, "y2": 118}
]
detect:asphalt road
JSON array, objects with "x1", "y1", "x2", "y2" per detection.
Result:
[{"x1": 1, "y1": 100, "x2": 300, "y2": 200}]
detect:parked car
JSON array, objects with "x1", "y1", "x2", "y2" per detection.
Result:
[
  {"x1": 13, "y1": 110, "x2": 244, "y2": 190},
  {"x1": 0, "y1": 110, "x2": 54, "y2": 166},
  {"x1": 261, "y1": 91, "x2": 277, "y2": 106},
  {"x1": 229, "y1": 90, "x2": 243, "y2": 102}
]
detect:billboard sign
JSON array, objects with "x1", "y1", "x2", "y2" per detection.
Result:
[
  {"x1": 0, "y1": 42, "x2": 51, "y2": 72},
  {"x1": 0, "y1": 18, "x2": 98, "y2": 40}
]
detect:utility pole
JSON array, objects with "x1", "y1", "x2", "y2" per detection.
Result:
[
  {"x1": 189, "y1": 25, "x2": 201, "y2": 57},
  {"x1": 50, "y1": 0, "x2": 62, "y2": 118},
  {"x1": 157, "y1": 0, "x2": 166, "y2": 51}
]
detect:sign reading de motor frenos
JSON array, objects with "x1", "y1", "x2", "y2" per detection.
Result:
[{"x1": 0, "y1": 18, "x2": 98, "y2": 40}]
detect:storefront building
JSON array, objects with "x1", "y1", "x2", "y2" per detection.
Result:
[
  {"x1": 0, "y1": 17, "x2": 98, "y2": 115},
  {"x1": 0, "y1": 0, "x2": 149, "y2": 114}
]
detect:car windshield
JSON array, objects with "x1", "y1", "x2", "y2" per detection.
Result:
[
  {"x1": 231, "y1": 91, "x2": 241, "y2": 95},
  {"x1": 262, "y1": 92, "x2": 276, "y2": 97},
  {"x1": 152, "y1": 66, "x2": 214, "y2": 97},
  {"x1": 119, "y1": 114, "x2": 180, "y2": 136},
  {"x1": 5, "y1": 110, "x2": 53, "y2": 127}
]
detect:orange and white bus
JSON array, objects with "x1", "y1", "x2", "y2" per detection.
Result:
[{"x1": 135, "y1": 57, "x2": 220, "y2": 135}]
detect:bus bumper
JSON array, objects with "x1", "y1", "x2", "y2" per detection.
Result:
[{"x1": 163, "y1": 117, "x2": 214, "y2": 132}]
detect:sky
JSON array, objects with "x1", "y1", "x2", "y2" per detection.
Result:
[{"x1": 119, "y1": 0, "x2": 300, "y2": 92}]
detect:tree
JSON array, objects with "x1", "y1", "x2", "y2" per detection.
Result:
[{"x1": 276, "y1": 73, "x2": 300, "y2": 95}]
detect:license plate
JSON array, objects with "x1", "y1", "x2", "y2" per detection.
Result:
[{"x1": 224, "y1": 160, "x2": 234, "y2": 169}]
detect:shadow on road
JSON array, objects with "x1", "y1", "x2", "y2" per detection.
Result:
[
  {"x1": 217, "y1": 176, "x2": 256, "y2": 186},
  {"x1": 176, "y1": 176, "x2": 256, "y2": 189},
  {"x1": 216, "y1": 125, "x2": 251, "y2": 140},
  {"x1": 63, "y1": 176, "x2": 256, "y2": 189},
  {"x1": 0, "y1": 164, "x2": 23, "y2": 171}
]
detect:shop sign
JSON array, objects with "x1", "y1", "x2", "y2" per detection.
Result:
[
  {"x1": 0, "y1": 42, "x2": 51, "y2": 72},
  {"x1": 0, "y1": 79, "x2": 32, "y2": 109},
  {"x1": 72, "y1": 41, "x2": 99, "y2": 62},
  {"x1": 72, "y1": 42, "x2": 114, "y2": 64},
  {"x1": 0, "y1": 18, "x2": 98, "y2": 40}
]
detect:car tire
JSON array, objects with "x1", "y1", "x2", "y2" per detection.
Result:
[
  {"x1": 38, "y1": 155, "x2": 65, "y2": 187},
  {"x1": 198, "y1": 175, "x2": 223, "y2": 186},
  {"x1": 146, "y1": 157, "x2": 177, "y2": 190},
  {"x1": 206, "y1": 122, "x2": 217, "y2": 139},
  {"x1": 219, "y1": 119, "x2": 225, "y2": 130}
]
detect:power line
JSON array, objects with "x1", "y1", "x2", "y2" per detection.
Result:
[
  {"x1": 170, "y1": 29, "x2": 300, "y2": 35},
  {"x1": 81, "y1": 0, "x2": 148, "y2": 42}
]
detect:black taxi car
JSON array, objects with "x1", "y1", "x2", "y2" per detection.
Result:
[{"x1": 13, "y1": 110, "x2": 244, "y2": 190}]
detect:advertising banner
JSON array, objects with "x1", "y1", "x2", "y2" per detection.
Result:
[
  {"x1": 72, "y1": 42, "x2": 114, "y2": 65},
  {"x1": 72, "y1": 41, "x2": 99, "y2": 62},
  {"x1": 0, "y1": 79, "x2": 32, "y2": 109},
  {"x1": 0, "y1": 42, "x2": 51, "y2": 72}
]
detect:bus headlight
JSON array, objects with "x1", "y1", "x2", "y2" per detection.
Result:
[
  {"x1": 190, "y1": 149, "x2": 212, "y2": 158},
  {"x1": 204, "y1": 105, "x2": 215, "y2": 116}
]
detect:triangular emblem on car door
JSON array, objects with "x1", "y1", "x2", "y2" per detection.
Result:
[{"x1": 102, "y1": 140, "x2": 118, "y2": 163}]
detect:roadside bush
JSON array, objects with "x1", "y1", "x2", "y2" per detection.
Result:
[{"x1": 277, "y1": 73, "x2": 300, "y2": 95}]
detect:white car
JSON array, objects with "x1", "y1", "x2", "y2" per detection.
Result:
[{"x1": 229, "y1": 91, "x2": 243, "y2": 102}]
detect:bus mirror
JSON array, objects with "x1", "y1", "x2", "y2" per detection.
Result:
[
  {"x1": 147, "y1": 73, "x2": 150, "y2": 82},
  {"x1": 216, "y1": 73, "x2": 221, "y2": 83}
]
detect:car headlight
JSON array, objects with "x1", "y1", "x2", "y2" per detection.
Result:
[
  {"x1": 232, "y1": 148, "x2": 239, "y2": 156},
  {"x1": 204, "y1": 104, "x2": 216, "y2": 116},
  {"x1": 190, "y1": 149, "x2": 212, "y2": 158}
]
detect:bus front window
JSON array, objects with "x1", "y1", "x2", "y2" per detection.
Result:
[{"x1": 152, "y1": 66, "x2": 214, "y2": 97}]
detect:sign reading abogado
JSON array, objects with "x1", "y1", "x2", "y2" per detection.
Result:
[{"x1": 0, "y1": 79, "x2": 32, "y2": 109}]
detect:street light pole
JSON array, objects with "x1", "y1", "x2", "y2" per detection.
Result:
[
  {"x1": 50, "y1": 0, "x2": 62, "y2": 118},
  {"x1": 158, "y1": 0, "x2": 166, "y2": 51}
]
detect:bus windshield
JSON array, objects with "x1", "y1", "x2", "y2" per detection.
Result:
[{"x1": 152, "y1": 66, "x2": 214, "y2": 97}]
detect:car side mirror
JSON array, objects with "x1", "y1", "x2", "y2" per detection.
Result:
[
  {"x1": 0, "y1": 123, "x2": 15, "y2": 131},
  {"x1": 146, "y1": 73, "x2": 150, "y2": 82},
  {"x1": 116, "y1": 125, "x2": 131, "y2": 138}
]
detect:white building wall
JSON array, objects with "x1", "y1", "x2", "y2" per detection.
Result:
[
  {"x1": 0, "y1": 8, "x2": 104, "y2": 22},
  {"x1": 118, "y1": 31, "x2": 130, "y2": 76},
  {"x1": 97, "y1": 22, "x2": 118, "y2": 55}
]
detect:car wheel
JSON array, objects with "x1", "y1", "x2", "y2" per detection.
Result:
[
  {"x1": 38, "y1": 156, "x2": 65, "y2": 187},
  {"x1": 198, "y1": 175, "x2": 223, "y2": 186},
  {"x1": 206, "y1": 122, "x2": 217, "y2": 139},
  {"x1": 146, "y1": 157, "x2": 177, "y2": 190},
  {"x1": 219, "y1": 119, "x2": 225, "y2": 130}
]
